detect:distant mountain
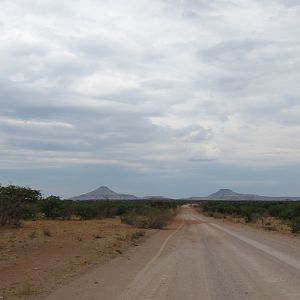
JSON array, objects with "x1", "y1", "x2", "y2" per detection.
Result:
[
  {"x1": 70, "y1": 186, "x2": 138, "y2": 200},
  {"x1": 207, "y1": 189, "x2": 272, "y2": 200},
  {"x1": 188, "y1": 189, "x2": 300, "y2": 201},
  {"x1": 70, "y1": 187, "x2": 300, "y2": 201}
]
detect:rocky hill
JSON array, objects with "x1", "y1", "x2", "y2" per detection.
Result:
[
  {"x1": 188, "y1": 189, "x2": 299, "y2": 201},
  {"x1": 70, "y1": 186, "x2": 137, "y2": 200},
  {"x1": 207, "y1": 189, "x2": 271, "y2": 200}
]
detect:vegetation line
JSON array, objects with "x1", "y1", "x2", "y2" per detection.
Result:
[
  {"x1": 198, "y1": 201, "x2": 300, "y2": 234},
  {"x1": 0, "y1": 184, "x2": 178, "y2": 229}
]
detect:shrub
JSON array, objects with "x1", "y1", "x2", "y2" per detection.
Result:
[
  {"x1": 290, "y1": 217, "x2": 300, "y2": 234},
  {"x1": 131, "y1": 231, "x2": 145, "y2": 239},
  {"x1": 121, "y1": 208, "x2": 173, "y2": 229},
  {"x1": 29, "y1": 231, "x2": 37, "y2": 239},
  {"x1": 75, "y1": 203, "x2": 98, "y2": 219},
  {"x1": 58, "y1": 201, "x2": 74, "y2": 220},
  {"x1": 22, "y1": 203, "x2": 40, "y2": 220},
  {"x1": 43, "y1": 228, "x2": 52, "y2": 237},
  {"x1": 120, "y1": 212, "x2": 136, "y2": 225},
  {"x1": 147, "y1": 213, "x2": 169, "y2": 229},
  {"x1": 0, "y1": 185, "x2": 41, "y2": 227},
  {"x1": 40, "y1": 196, "x2": 63, "y2": 219}
]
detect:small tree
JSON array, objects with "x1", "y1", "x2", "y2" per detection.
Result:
[
  {"x1": 75, "y1": 202, "x2": 97, "y2": 219},
  {"x1": 59, "y1": 200, "x2": 74, "y2": 220},
  {"x1": 0, "y1": 185, "x2": 41, "y2": 227},
  {"x1": 40, "y1": 196, "x2": 62, "y2": 219}
]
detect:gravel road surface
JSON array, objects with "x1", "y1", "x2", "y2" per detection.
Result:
[{"x1": 42, "y1": 206, "x2": 300, "y2": 300}]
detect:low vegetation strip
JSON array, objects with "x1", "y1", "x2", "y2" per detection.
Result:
[
  {"x1": 0, "y1": 184, "x2": 178, "y2": 229},
  {"x1": 198, "y1": 201, "x2": 300, "y2": 233}
]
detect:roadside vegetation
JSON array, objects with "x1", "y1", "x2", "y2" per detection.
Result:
[
  {"x1": 120, "y1": 205, "x2": 176, "y2": 229},
  {"x1": 0, "y1": 184, "x2": 178, "y2": 229},
  {"x1": 198, "y1": 201, "x2": 300, "y2": 233}
]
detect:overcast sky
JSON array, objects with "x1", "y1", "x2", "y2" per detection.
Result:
[{"x1": 1, "y1": 0, "x2": 300, "y2": 198}]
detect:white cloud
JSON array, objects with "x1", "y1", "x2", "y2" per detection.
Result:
[
  {"x1": 0, "y1": 116, "x2": 73, "y2": 128},
  {"x1": 1, "y1": 0, "x2": 300, "y2": 188}
]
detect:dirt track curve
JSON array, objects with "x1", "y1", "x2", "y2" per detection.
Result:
[{"x1": 42, "y1": 206, "x2": 300, "y2": 300}]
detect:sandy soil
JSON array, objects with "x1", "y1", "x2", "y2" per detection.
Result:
[
  {"x1": 41, "y1": 207, "x2": 300, "y2": 300},
  {"x1": 0, "y1": 218, "x2": 147, "y2": 299}
]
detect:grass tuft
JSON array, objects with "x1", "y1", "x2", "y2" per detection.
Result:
[{"x1": 43, "y1": 229, "x2": 52, "y2": 237}]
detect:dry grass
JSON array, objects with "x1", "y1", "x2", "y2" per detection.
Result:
[
  {"x1": 0, "y1": 218, "x2": 148, "y2": 299},
  {"x1": 202, "y1": 211, "x2": 291, "y2": 234},
  {"x1": 222, "y1": 215, "x2": 291, "y2": 233}
]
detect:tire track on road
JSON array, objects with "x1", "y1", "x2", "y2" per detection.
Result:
[{"x1": 118, "y1": 221, "x2": 184, "y2": 300}]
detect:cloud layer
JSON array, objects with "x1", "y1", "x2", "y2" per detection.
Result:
[{"x1": 1, "y1": 0, "x2": 300, "y2": 196}]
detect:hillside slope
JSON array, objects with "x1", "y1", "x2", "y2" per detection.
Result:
[{"x1": 70, "y1": 186, "x2": 137, "y2": 200}]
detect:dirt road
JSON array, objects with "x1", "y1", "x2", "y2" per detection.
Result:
[{"x1": 42, "y1": 207, "x2": 300, "y2": 300}]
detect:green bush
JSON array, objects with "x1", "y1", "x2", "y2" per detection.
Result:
[
  {"x1": 200, "y1": 200, "x2": 300, "y2": 233},
  {"x1": 75, "y1": 203, "x2": 98, "y2": 219},
  {"x1": 59, "y1": 201, "x2": 74, "y2": 220},
  {"x1": 40, "y1": 196, "x2": 63, "y2": 219},
  {"x1": 290, "y1": 217, "x2": 300, "y2": 233},
  {"x1": 21, "y1": 203, "x2": 40, "y2": 220},
  {"x1": 0, "y1": 185, "x2": 41, "y2": 227}
]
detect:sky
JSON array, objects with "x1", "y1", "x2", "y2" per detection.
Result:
[{"x1": 1, "y1": 0, "x2": 300, "y2": 198}]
